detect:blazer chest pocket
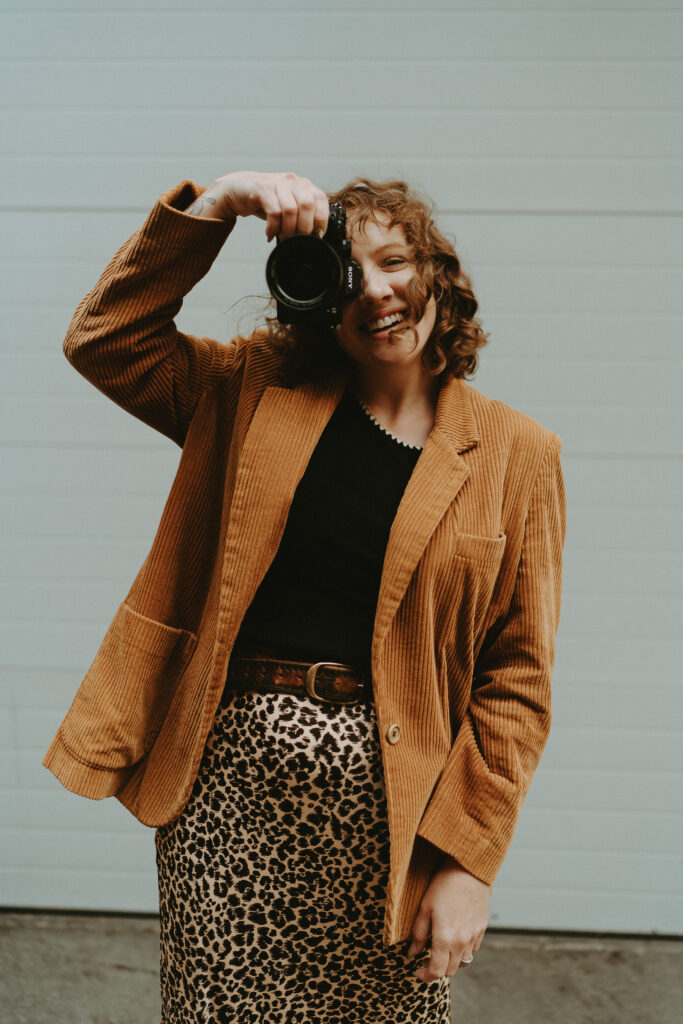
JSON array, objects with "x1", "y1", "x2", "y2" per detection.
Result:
[
  {"x1": 439, "y1": 531, "x2": 508, "y2": 644},
  {"x1": 451, "y1": 530, "x2": 507, "y2": 567},
  {"x1": 61, "y1": 601, "x2": 198, "y2": 771}
]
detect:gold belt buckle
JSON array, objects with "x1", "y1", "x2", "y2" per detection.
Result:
[{"x1": 304, "y1": 662, "x2": 360, "y2": 705}]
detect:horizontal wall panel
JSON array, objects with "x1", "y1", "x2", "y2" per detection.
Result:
[
  {"x1": 5, "y1": 865, "x2": 681, "y2": 934},
  {"x1": 2, "y1": 809, "x2": 680, "y2": 868},
  {"x1": 16, "y1": 711, "x2": 683, "y2": 775},
  {"x1": 4, "y1": 538, "x2": 682, "y2": 604},
  {"x1": 3, "y1": 58, "x2": 681, "y2": 112},
  {"x1": 0, "y1": 621, "x2": 170, "y2": 671},
  {"x1": 563, "y1": 551, "x2": 683, "y2": 597},
  {"x1": 2, "y1": 670, "x2": 117, "y2": 712},
  {"x1": 3, "y1": 580, "x2": 681, "y2": 641},
  {"x1": 530, "y1": 769, "x2": 683, "y2": 816},
  {"x1": 1, "y1": 397, "x2": 180, "y2": 447},
  {"x1": 5, "y1": 765, "x2": 683, "y2": 827},
  {"x1": 3, "y1": 12, "x2": 683, "y2": 62},
  {"x1": 7, "y1": 211, "x2": 683, "y2": 267},
  {"x1": 2, "y1": 827, "x2": 154, "y2": 872},
  {"x1": 6, "y1": 395, "x2": 683, "y2": 457},
  {"x1": 542, "y1": 727, "x2": 683, "y2": 774},
  {"x1": 3, "y1": 499, "x2": 680, "y2": 551},
  {"x1": 556, "y1": 636, "x2": 681, "y2": 687},
  {"x1": 513, "y1": 406, "x2": 683, "y2": 457},
  {"x1": 7, "y1": 110, "x2": 683, "y2": 160},
  {"x1": 1, "y1": 444, "x2": 180, "y2": 495},
  {"x1": 5, "y1": 446, "x2": 683, "y2": 516},
  {"x1": 4, "y1": 157, "x2": 681, "y2": 214},
  {"x1": 512, "y1": 808, "x2": 682, "y2": 857},
  {"x1": 549, "y1": 684, "x2": 683, "y2": 733},
  {"x1": 0, "y1": 788, "x2": 158, "y2": 832},
  {"x1": 1, "y1": 492, "x2": 171, "y2": 540},
  {"x1": 2, "y1": 447, "x2": 679, "y2": 510},
  {"x1": 4, "y1": 308, "x2": 682, "y2": 364},
  {"x1": 477, "y1": 361, "x2": 682, "y2": 408},
  {"x1": 488, "y1": 886, "x2": 682, "y2": 935},
  {"x1": 557, "y1": 594, "x2": 681, "y2": 641},
  {"x1": 6, "y1": 353, "x2": 682, "y2": 412},
  {"x1": 1, "y1": 537, "x2": 158, "y2": 581},
  {"x1": 0, "y1": 868, "x2": 158, "y2": 914},
  {"x1": 500, "y1": 847, "x2": 681, "y2": 896},
  {"x1": 3, "y1": 630, "x2": 682, "y2": 688},
  {"x1": 0, "y1": 580, "x2": 158, "y2": 623},
  {"x1": 6, "y1": 260, "x2": 682, "y2": 318}
]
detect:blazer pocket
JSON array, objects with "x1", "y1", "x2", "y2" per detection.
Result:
[
  {"x1": 452, "y1": 531, "x2": 507, "y2": 566},
  {"x1": 61, "y1": 601, "x2": 198, "y2": 771},
  {"x1": 442, "y1": 532, "x2": 508, "y2": 646}
]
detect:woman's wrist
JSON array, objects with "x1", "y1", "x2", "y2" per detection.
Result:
[{"x1": 184, "y1": 183, "x2": 237, "y2": 222}]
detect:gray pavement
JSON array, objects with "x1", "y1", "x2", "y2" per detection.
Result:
[{"x1": 1, "y1": 911, "x2": 681, "y2": 1024}]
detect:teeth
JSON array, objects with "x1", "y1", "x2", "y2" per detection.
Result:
[{"x1": 364, "y1": 312, "x2": 405, "y2": 333}]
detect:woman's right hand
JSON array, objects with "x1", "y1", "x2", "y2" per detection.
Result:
[{"x1": 189, "y1": 171, "x2": 329, "y2": 242}]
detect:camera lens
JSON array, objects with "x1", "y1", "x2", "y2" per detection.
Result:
[{"x1": 266, "y1": 235, "x2": 342, "y2": 311}]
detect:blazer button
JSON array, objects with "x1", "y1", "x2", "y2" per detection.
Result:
[{"x1": 386, "y1": 723, "x2": 401, "y2": 744}]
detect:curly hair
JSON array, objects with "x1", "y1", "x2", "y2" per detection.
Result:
[{"x1": 264, "y1": 177, "x2": 489, "y2": 384}]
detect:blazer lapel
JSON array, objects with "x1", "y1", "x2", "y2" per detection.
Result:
[
  {"x1": 372, "y1": 376, "x2": 479, "y2": 657},
  {"x1": 219, "y1": 374, "x2": 348, "y2": 641}
]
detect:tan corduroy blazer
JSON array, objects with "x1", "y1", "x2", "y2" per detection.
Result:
[{"x1": 43, "y1": 181, "x2": 567, "y2": 946}]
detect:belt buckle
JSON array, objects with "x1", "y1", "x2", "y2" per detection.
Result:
[{"x1": 304, "y1": 662, "x2": 359, "y2": 705}]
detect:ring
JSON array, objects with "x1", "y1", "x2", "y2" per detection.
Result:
[
  {"x1": 460, "y1": 955, "x2": 474, "y2": 964},
  {"x1": 316, "y1": 228, "x2": 325, "y2": 239}
]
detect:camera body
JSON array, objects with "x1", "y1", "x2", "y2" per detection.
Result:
[{"x1": 265, "y1": 202, "x2": 361, "y2": 329}]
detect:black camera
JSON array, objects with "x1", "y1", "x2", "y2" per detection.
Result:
[{"x1": 265, "y1": 202, "x2": 361, "y2": 329}]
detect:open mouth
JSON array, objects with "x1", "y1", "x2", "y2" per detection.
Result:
[{"x1": 361, "y1": 311, "x2": 407, "y2": 334}]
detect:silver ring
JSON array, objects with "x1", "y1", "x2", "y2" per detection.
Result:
[{"x1": 460, "y1": 954, "x2": 474, "y2": 964}]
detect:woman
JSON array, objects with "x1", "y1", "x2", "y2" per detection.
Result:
[{"x1": 44, "y1": 170, "x2": 566, "y2": 1023}]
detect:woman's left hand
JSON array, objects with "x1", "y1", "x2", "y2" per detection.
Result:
[{"x1": 407, "y1": 856, "x2": 490, "y2": 982}]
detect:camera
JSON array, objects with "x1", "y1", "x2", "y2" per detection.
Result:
[{"x1": 265, "y1": 202, "x2": 361, "y2": 329}]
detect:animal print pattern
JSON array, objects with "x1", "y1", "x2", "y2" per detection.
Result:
[{"x1": 155, "y1": 687, "x2": 451, "y2": 1023}]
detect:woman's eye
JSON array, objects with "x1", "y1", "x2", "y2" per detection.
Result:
[{"x1": 385, "y1": 257, "x2": 406, "y2": 267}]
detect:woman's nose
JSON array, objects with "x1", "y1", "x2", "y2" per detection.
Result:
[{"x1": 360, "y1": 266, "x2": 391, "y2": 302}]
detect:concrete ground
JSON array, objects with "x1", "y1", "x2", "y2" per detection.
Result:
[{"x1": 1, "y1": 911, "x2": 681, "y2": 1024}]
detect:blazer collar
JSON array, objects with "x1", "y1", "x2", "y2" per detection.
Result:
[
  {"x1": 371, "y1": 374, "x2": 479, "y2": 657},
  {"x1": 432, "y1": 374, "x2": 480, "y2": 456}
]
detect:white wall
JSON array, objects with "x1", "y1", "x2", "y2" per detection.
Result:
[{"x1": 2, "y1": 0, "x2": 682, "y2": 935}]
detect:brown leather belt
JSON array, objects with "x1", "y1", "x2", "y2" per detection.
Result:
[{"x1": 226, "y1": 656, "x2": 370, "y2": 706}]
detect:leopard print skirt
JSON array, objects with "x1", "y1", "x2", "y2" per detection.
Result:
[{"x1": 155, "y1": 685, "x2": 451, "y2": 1023}]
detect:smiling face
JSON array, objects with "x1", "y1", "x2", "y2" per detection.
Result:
[{"x1": 335, "y1": 212, "x2": 437, "y2": 378}]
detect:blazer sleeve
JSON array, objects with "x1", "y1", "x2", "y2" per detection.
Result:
[
  {"x1": 62, "y1": 180, "x2": 240, "y2": 447},
  {"x1": 417, "y1": 433, "x2": 567, "y2": 885}
]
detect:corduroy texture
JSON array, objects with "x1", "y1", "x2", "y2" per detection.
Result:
[{"x1": 43, "y1": 181, "x2": 567, "y2": 946}]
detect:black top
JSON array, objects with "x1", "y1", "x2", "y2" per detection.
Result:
[{"x1": 233, "y1": 387, "x2": 422, "y2": 674}]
